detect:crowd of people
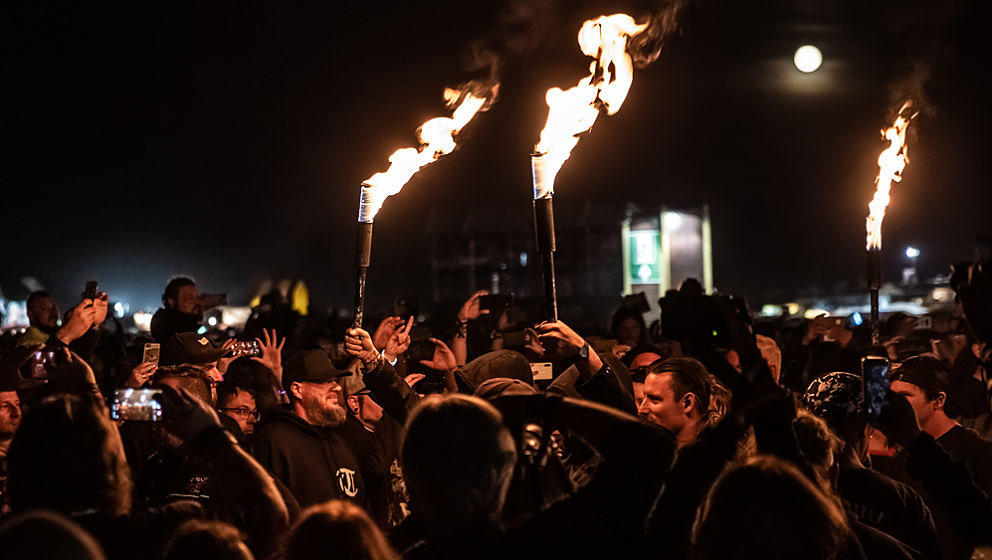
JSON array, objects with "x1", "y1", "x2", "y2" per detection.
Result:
[{"x1": 0, "y1": 259, "x2": 990, "y2": 560}]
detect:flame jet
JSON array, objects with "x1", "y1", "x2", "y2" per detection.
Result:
[
  {"x1": 866, "y1": 101, "x2": 918, "y2": 251},
  {"x1": 530, "y1": 14, "x2": 648, "y2": 320}
]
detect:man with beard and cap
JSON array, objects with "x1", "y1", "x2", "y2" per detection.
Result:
[{"x1": 252, "y1": 349, "x2": 366, "y2": 508}]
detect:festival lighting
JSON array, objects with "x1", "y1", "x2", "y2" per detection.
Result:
[
  {"x1": 905, "y1": 246, "x2": 920, "y2": 259},
  {"x1": 531, "y1": 14, "x2": 648, "y2": 320},
  {"x1": 353, "y1": 86, "x2": 494, "y2": 327}
]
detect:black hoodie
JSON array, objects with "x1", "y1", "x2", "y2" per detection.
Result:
[{"x1": 252, "y1": 406, "x2": 366, "y2": 509}]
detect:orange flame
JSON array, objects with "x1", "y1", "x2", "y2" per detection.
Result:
[
  {"x1": 866, "y1": 101, "x2": 917, "y2": 250},
  {"x1": 359, "y1": 88, "x2": 488, "y2": 222},
  {"x1": 532, "y1": 14, "x2": 648, "y2": 198}
]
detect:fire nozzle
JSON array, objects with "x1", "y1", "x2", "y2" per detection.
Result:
[
  {"x1": 353, "y1": 220, "x2": 373, "y2": 329},
  {"x1": 867, "y1": 247, "x2": 881, "y2": 347},
  {"x1": 531, "y1": 155, "x2": 559, "y2": 322}
]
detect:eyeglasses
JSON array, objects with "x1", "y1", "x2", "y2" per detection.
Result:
[{"x1": 219, "y1": 406, "x2": 259, "y2": 421}]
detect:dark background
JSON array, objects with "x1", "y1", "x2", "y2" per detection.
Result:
[{"x1": 2, "y1": 0, "x2": 989, "y2": 313}]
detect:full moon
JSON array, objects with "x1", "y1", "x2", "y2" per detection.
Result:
[{"x1": 793, "y1": 45, "x2": 822, "y2": 73}]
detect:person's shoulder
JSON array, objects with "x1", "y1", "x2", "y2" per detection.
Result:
[{"x1": 253, "y1": 411, "x2": 308, "y2": 441}]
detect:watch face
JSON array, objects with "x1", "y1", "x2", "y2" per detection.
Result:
[{"x1": 578, "y1": 344, "x2": 589, "y2": 359}]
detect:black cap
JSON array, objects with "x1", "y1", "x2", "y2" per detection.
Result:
[
  {"x1": 163, "y1": 332, "x2": 226, "y2": 365},
  {"x1": 282, "y1": 350, "x2": 352, "y2": 392}
]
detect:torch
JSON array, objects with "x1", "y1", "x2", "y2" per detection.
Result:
[
  {"x1": 866, "y1": 247, "x2": 881, "y2": 345},
  {"x1": 353, "y1": 187, "x2": 375, "y2": 328},
  {"x1": 350, "y1": 86, "x2": 493, "y2": 327},
  {"x1": 529, "y1": 14, "x2": 650, "y2": 321},
  {"x1": 531, "y1": 155, "x2": 559, "y2": 321},
  {"x1": 864, "y1": 101, "x2": 917, "y2": 346}
]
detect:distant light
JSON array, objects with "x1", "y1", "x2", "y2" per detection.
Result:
[
  {"x1": 851, "y1": 312, "x2": 864, "y2": 326},
  {"x1": 113, "y1": 301, "x2": 128, "y2": 318},
  {"x1": 786, "y1": 303, "x2": 801, "y2": 316},
  {"x1": 931, "y1": 287, "x2": 955, "y2": 303},
  {"x1": 905, "y1": 246, "x2": 920, "y2": 259},
  {"x1": 207, "y1": 316, "x2": 218, "y2": 326},
  {"x1": 197, "y1": 326, "x2": 208, "y2": 335},
  {"x1": 803, "y1": 308, "x2": 831, "y2": 320},
  {"x1": 760, "y1": 304, "x2": 783, "y2": 317},
  {"x1": 133, "y1": 311, "x2": 154, "y2": 332},
  {"x1": 519, "y1": 252, "x2": 528, "y2": 267},
  {"x1": 793, "y1": 45, "x2": 822, "y2": 73},
  {"x1": 663, "y1": 211, "x2": 682, "y2": 231}
]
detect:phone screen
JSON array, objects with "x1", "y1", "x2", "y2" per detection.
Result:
[
  {"x1": 111, "y1": 389, "x2": 163, "y2": 422},
  {"x1": 862, "y1": 356, "x2": 890, "y2": 421},
  {"x1": 142, "y1": 343, "x2": 161, "y2": 365}
]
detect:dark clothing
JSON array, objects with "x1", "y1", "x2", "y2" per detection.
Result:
[
  {"x1": 337, "y1": 414, "x2": 409, "y2": 528},
  {"x1": 252, "y1": 407, "x2": 366, "y2": 508},
  {"x1": 836, "y1": 466, "x2": 939, "y2": 560},
  {"x1": 937, "y1": 425, "x2": 992, "y2": 495},
  {"x1": 903, "y1": 433, "x2": 992, "y2": 548},
  {"x1": 879, "y1": 428, "x2": 992, "y2": 560},
  {"x1": 150, "y1": 307, "x2": 201, "y2": 343},
  {"x1": 402, "y1": 395, "x2": 677, "y2": 559}
]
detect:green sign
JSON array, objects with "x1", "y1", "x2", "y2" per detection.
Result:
[{"x1": 627, "y1": 230, "x2": 660, "y2": 284}]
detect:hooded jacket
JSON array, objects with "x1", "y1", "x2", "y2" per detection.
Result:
[{"x1": 252, "y1": 406, "x2": 366, "y2": 509}]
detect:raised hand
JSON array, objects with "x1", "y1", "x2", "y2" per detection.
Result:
[
  {"x1": 404, "y1": 373, "x2": 426, "y2": 388},
  {"x1": 419, "y1": 338, "x2": 458, "y2": 372},
  {"x1": 215, "y1": 339, "x2": 237, "y2": 375},
  {"x1": 345, "y1": 327, "x2": 380, "y2": 369},
  {"x1": 536, "y1": 320, "x2": 587, "y2": 354},
  {"x1": 372, "y1": 316, "x2": 405, "y2": 351},
  {"x1": 92, "y1": 292, "x2": 110, "y2": 327},
  {"x1": 252, "y1": 328, "x2": 285, "y2": 381},
  {"x1": 57, "y1": 299, "x2": 96, "y2": 344},
  {"x1": 384, "y1": 316, "x2": 414, "y2": 362},
  {"x1": 126, "y1": 361, "x2": 158, "y2": 389},
  {"x1": 458, "y1": 290, "x2": 490, "y2": 322}
]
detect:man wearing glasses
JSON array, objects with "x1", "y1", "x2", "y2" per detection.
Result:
[{"x1": 216, "y1": 382, "x2": 259, "y2": 438}]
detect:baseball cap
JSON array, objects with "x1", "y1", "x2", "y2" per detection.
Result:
[
  {"x1": 282, "y1": 349, "x2": 352, "y2": 392},
  {"x1": 802, "y1": 371, "x2": 864, "y2": 430},
  {"x1": 163, "y1": 333, "x2": 226, "y2": 365}
]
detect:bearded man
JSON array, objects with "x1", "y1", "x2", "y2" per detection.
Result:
[{"x1": 252, "y1": 349, "x2": 366, "y2": 508}]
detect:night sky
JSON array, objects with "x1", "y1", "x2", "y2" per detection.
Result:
[{"x1": 3, "y1": 0, "x2": 990, "y2": 313}]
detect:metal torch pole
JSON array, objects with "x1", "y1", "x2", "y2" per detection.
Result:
[
  {"x1": 867, "y1": 247, "x2": 881, "y2": 346},
  {"x1": 353, "y1": 221, "x2": 373, "y2": 328},
  {"x1": 533, "y1": 196, "x2": 558, "y2": 322}
]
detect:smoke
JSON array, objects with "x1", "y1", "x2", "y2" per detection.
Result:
[
  {"x1": 885, "y1": 0, "x2": 964, "y2": 121},
  {"x1": 455, "y1": 0, "x2": 555, "y2": 107},
  {"x1": 628, "y1": 0, "x2": 692, "y2": 68}
]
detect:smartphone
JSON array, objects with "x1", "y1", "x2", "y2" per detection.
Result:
[
  {"x1": 407, "y1": 339, "x2": 437, "y2": 364},
  {"x1": 28, "y1": 350, "x2": 57, "y2": 379},
  {"x1": 226, "y1": 340, "x2": 261, "y2": 359},
  {"x1": 862, "y1": 356, "x2": 891, "y2": 421},
  {"x1": 142, "y1": 343, "x2": 161, "y2": 365},
  {"x1": 530, "y1": 362, "x2": 553, "y2": 382},
  {"x1": 479, "y1": 294, "x2": 512, "y2": 313},
  {"x1": 110, "y1": 388, "x2": 163, "y2": 422},
  {"x1": 82, "y1": 281, "x2": 99, "y2": 300}
]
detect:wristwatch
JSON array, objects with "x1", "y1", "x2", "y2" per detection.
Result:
[{"x1": 577, "y1": 343, "x2": 590, "y2": 360}]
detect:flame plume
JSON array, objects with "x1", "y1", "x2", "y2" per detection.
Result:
[
  {"x1": 866, "y1": 101, "x2": 918, "y2": 250},
  {"x1": 532, "y1": 14, "x2": 648, "y2": 199},
  {"x1": 358, "y1": 88, "x2": 489, "y2": 223}
]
